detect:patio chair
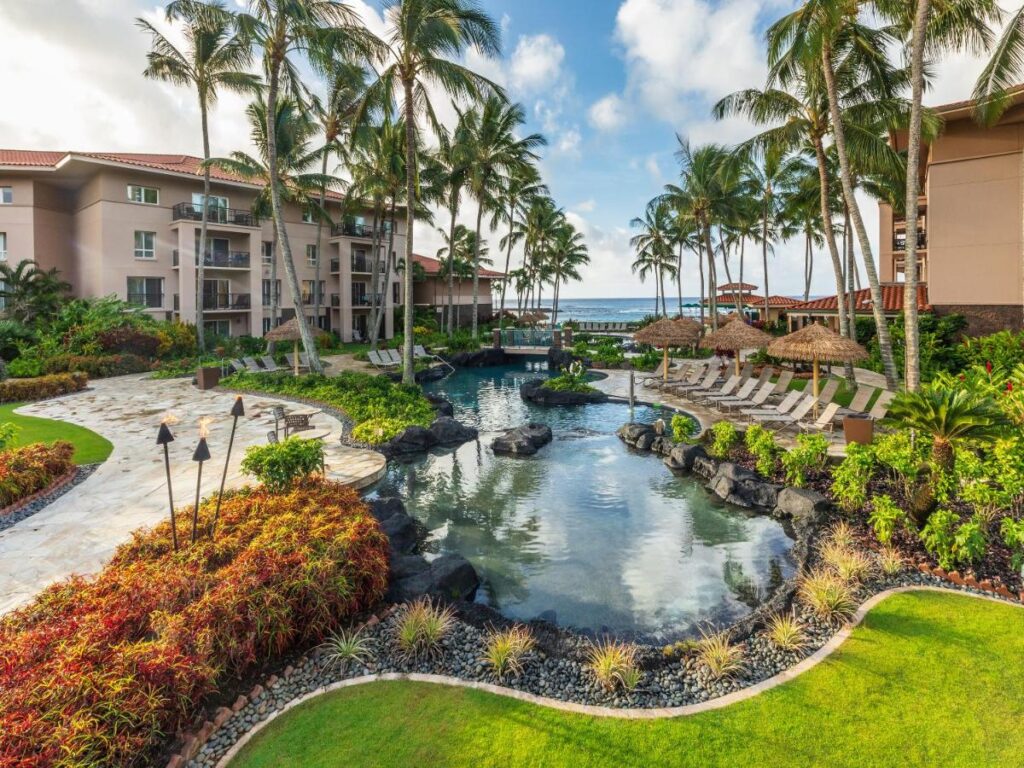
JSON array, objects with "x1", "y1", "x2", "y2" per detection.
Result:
[
  {"x1": 260, "y1": 355, "x2": 281, "y2": 372},
  {"x1": 741, "y1": 389, "x2": 803, "y2": 419},
  {"x1": 283, "y1": 353, "x2": 309, "y2": 372},
  {"x1": 242, "y1": 356, "x2": 263, "y2": 373},
  {"x1": 229, "y1": 359, "x2": 246, "y2": 374},
  {"x1": 840, "y1": 385, "x2": 877, "y2": 416},
  {"x1": 706, "y1": 375, "x2": 759, "y2": 405},
  {"x1": 813, "y1": 378, "x2": 841, "y2": 408},
  {"x1": 800, "y1": 401, "x2": 844, "y2": 433},
  {"x1": 868, "y1": 390, "x2": 896, "y2": 421},
  {"x1": 718, "y1": 376, "x2": 778, "y2": 412},
  {"x1": 271, "y1": 404, "x2": 322, "y2": 440},
  {"x1": 384, "y1": 349, "x2": 403, "y2": 366},
  {"x1": 690, "y1": 373, "x2": 742, "y2": 403},
  {"x1": 648, "y1": 362, "x2": 703, "y2": 391},
  {"x1": 749, "y1": 393, "x2": 819, "y2": 431},
  {"x1": 666, "y1": 365, "x2": 720, "y2": 395},
  {"x1": 368, "y1": 350, "x2": 396, "y2": 369}
]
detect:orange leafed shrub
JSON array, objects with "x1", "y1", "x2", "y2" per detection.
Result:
[
  {"x1": 0, "y1": 441, "x2": 75, "y2": 509},
  {"x1": 0, "y1": 371, "x2": 89, "y2": 403},
  {"x1": 0, "y1": 479, "x2": 389, "y2": 767}
]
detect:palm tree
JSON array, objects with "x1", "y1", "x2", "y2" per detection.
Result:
[
  {"x1": 973, "y1": 4, "x2": 1024, "y2": 125},
  {"x1": 664, "y1": 209, "x2": 701, "y2": 317},
  {"x1": 205, "y1": 99, "x2": 333, "y2": 335},
  {"x1": 547, "y1": 223, "x2": 589, "y2": 327},
  {"x1": 630, "y1": 199, "x2": 676, "y2": 317},
  {"x1": 238, "y1": 0, "x2": 376, "y2": 375},
  {"x1": 138, "y1": 0, "x2": 259, "y2": 352},
  {"x1": 462, "y1": 96, "x2": 546, "y2": 336},
  {"x1": 784, "y1": 159, "x2": 828, "y2": 302},
  {"x1": 494, "y1": 163, "x2": 547, "y2": 330},
  {"x1": 434, "y1": 113, "x2": 474, "y2": 335},
  {"x1": 437, "y1": 224, "x2": 491, "y2": 306},
  {"x1": 362, "y1": 0, "x2": 502, "y2": 384},
  {"x1": 0, "y1": 262, "x2": 70, "y2": 324}
]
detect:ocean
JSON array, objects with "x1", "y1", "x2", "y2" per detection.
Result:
[{"x1": 531, "y1": 297, "x2": 704, "y2": 323}]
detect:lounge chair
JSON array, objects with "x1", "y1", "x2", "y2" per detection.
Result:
[
  {"x1": 229, "y1": 359, "x2": 246, "y2": 374},
  {"x1": 283, "y1": 352, "x2": 309, "y2": 372},
  {"x1": 666, "y1": 365, "x2": 720, "y2": 395},
  {"x1": 690, "y1": 373, "x2": 744, "y2": 403},
  {"x1": 800, "y1": 402, "x2": 844, "y2": 433},
  {"x1": 706, "y1": 375, "x2": 759, "y2": 405},
  {"x1": 385, "y1": 349, "x2": 403, "y2": 365},
  {"x1": 719, "y1": 377, "x2": 777, "y2": 412},
  {"x1": 260, "y1": 355, "x2": 281, "y2": 372},
  {"x1": 749, "y1": 393, "x2": 819, "y2": 431},
  {"x1": 741, "y1": 389, "x2": 803, "y2": 419},
  {"x1": 840, "y1": 385, "x2": 877, "y2": 416},
  {"x1": 368, "y1": 350, "x2": 397, "y2": 369},
  {"x1": 242, "y1": 356, "x2": 263, "y2": 373},
  {"x1": 868, "y1": 390, "x2": 895, "y2": 421},
  {"x1": 649, "y1": 362, "x2": 704, "y2": 391}
]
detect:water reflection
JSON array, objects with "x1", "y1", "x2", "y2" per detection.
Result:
[{"x1": 370, "y1": 361, "x2": 796, "y2": 642}]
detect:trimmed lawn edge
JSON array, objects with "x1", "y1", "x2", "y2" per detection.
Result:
[
  {"x1": 4, "y1": 402, "x2": 113, "y2": 465},
  {"x1": 216, "y1": 585, "x2": 1022, "y2": 768}
]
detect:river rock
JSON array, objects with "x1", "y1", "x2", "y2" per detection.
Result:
[
  {"x1": 448, "y1": 348, "x2": 509, "y2": 367},
  {"x1": 383, "y1": 426, "x2": 437, "y2": 455},
  {"x1": 425, "y1": 393, "x2": 454, "y2": 417},
  {"x1": 492, "y1": 423, "x2": 554, "y2": 456},
  {"x1": 520, "y1": 379, "x2": 608, "y2": 406},
  {"x1": 369, "y1": 498, "x2": 420, "y2": 555},
  {"x1": 429, "y1": 416, "x2": 479, "y2": 447}
]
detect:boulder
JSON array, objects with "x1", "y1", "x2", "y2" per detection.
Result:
[
  {"x1": 775, "y1": 487, "x2": 831, "y2": 524},
  {"x1": 389, "y1": 553, "x2": 480, "y2": 602},
  {"x1": 428, "y1": 416, "x2": 479, "y2": 447},
  {"x1": 368, "y1": 497, "x2": 406, "y2": 523},
  {"x1": 651, "y1": 435, "x2": 674, "y2": 456},
  {"x1": 691, "y1": 454, "x2": 720, "y2": 480},
  {"x1": 448, "y1": 348, "x2": 509, "y2": 368},
  {"x1": 520, "y1": 379, "x2": 608, "y2": 406},
  {"x1": 634, "y1": 431, "x2": 656, "y2": 451},
  {"x1": 664, "y1": 443, "x2": 707, "y2": 473},
  {"x1": 390, "y1": 553, "x2": 429, "y2": 580},
  {"x1": 617, "y1": 423, "x2": 655, "y2": 447},
  {"x1": 707, "y1": 462, "x2": 782, "y2": 509},
  {"x1": 383, "y1": 426, "x2": 437, "y2": 456},
  {"x1": 378, "y1": 512, "x2": 419, "y2": 555},
  {"x1": 425, "y1": 393, "x2": 454, "y2": 418},
  {"x1": 547, "y1": 346, "x2": 577, "y2": 372},
  {"x1": 492, "y1": 423, "x2": 553, "y2": 456}
]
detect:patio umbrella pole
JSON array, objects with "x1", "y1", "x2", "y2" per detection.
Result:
[
  {"x1": 293, "y1": 339, "x2": 299, "y2": 376},
  {"x1": 663, "y1": 346, "x2": 669, "y2": 382}
]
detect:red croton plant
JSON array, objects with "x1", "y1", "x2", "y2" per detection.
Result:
[
  {"x1": 0, "y1": 441, "x2": 75, "y2": 509},
  {"x1": 0, "y1": 479, "x2": 389, "y2": 767}
]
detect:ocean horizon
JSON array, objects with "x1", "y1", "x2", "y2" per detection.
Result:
[{"x1": 517, "y1": 295, "x2": 821, "y2": 323}]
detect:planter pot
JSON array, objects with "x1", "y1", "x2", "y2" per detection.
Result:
[
  {"x1": 843, "y1": 415, "x2": 874, "y2": 445},
  {"x1": 196, "y1": 367, "x2": 221, "y2": 391}
]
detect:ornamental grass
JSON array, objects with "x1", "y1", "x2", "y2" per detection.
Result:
[{"x1": 0, "y1": 478, "x2": 389, "y2": 767}]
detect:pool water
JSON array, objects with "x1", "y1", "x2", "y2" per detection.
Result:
[{"x1": 370, "y1": 358, "x2": 795, "y2": 642}]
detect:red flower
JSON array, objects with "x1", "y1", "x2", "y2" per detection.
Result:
[
  {"x1": 986, "y1": 360, "x2": 993, "y2": 373},
  {"x1": 1007, "y1": 381, "x2": 1014, "y2": 393}
]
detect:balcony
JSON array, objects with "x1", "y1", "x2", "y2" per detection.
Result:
[
  {"x1": 127, "y1": 292, "x2": 163, "y2": 309},
  {"x1": 331, "y1": 221, "x2": 385, "y2": 239},
  {"x1": 173, "y1": 250, "x2": 251, "y2": 269},
  {"x1": 351, "y1": 256, "x2": 387, "y2": 273},
  {"x1": 330, "y1": 257, "x2": 340, "y2": 274},
  {"x1": 352, "y1": 292, "x2": 384, "y2": 308},
  {"x1": 893, "y1": 230, "x2": 927, "y2": 251},
  {"x1": 330, "y1": 293, "x2": 340, "y2": 307},
  {"x1": 202, "y1": 293, "x2": 251, "y2": 311},
  {"x1": 172, "y1": 203, "x2": 260, "y2": 227}
]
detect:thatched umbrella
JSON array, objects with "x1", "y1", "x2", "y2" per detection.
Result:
[
  {"x1": 518, "y1": 311, "x2": 546, "y2": 327},
  {"x1": 264, "y1": 317, "x2": 307, "y2": 376},
  {"x1": 700, "y1": 319, "x2": 773, "y2": 376},
  {"x1": 768, "y1": 322, "x2": 868, "y2": 400},
  {"x1": 634, "y1": 318, "x2": 702, "y2": 382}
]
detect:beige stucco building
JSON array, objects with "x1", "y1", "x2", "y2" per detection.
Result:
[
  {"x1": 0, "y1": 150, "x2": 405, "y2": 342},
  {"x1": 879, "y1": 90, "x2": 1024, "y2": 334},
  {"x1": 411, "y1": 253, "x2": 504, "y2": 327}
]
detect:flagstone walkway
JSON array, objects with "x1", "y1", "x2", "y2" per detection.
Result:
[{"x1": 0, "y1": 375, "x2": 385, "y2": 615}]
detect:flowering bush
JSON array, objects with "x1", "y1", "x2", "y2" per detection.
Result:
[
  {"x1": 0, "y1": 479, "x2": 389, "y2": 767},
  {"x1": 0, "y1": 371, "x2": 88, "y2": 403},
  {"x1": 0, "y1": 441, "x2": 74, "y2": 508}
]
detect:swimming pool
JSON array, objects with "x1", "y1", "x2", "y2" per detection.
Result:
[{"x1": 370, "y1": 358, "x2": 795, "y2": 642}]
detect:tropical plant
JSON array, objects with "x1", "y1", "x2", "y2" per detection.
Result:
[
  {"x1": 585, "y1": 638, "x2": 640, "y2": 692},
  {"x1": 394, "y1": 596, "x2": 455, "y2": 659},
  {"x1": 781, "y1": 432, "x2": 829, "y2": 487},
  {"x1": 697, "y1": 628, "x2": 746, "y2": 680},
  {"x1": 546, "y1": 221, "x2": 589, "y2": 327},
  {"x1": 798, "y1": 567, "x2": 857, "y2": 623},
  {"x1": 745, "y1": 423, "x2": 780, "y2": 477},
  {"x1": 876, "y1": 546, "x2": 905, "y2": 577},
  {"x1": 920, "y1": 507, "x2": 959, "y2": 569},
  {"x1": 830, "y1": 441, "x2": 875, "y2": 512},
  {"x1": 1000, "y1": 516, "x2": 1024, "y2": 570},
  {"x1": 139, "y1": 0, "x2": 259, "y2": 352},
  {"x1": 630, "y1": 198, "x2": 678, "y2": 317},
  {"x1": 820, "y1": 538, "x2": 874, "y2": 584},
  {"x1": 765, "y1": 611, "x2": 808, "y2": 653},
  {"x1": 319, "y1": 627, "x2": 375, "y2": 673},
  {"x1": 0, "y1": 261, "x2": 70, "y2": 324},
  {"x1": 868, "y1": 494, "x2": 907, "y2": 545},
  {"x1": 495, "y1": 164, "x2": 547, "y2": 330},
  {"x1": 481, "y1": 625, "x2": 535, "y2": 681},
  {"x1": 240, "y1": 436, "x2": 326, "y2": 491},
  {"x1": 709, "y1": 420, "x2": 739, "y2": 458},
  {"x1": 672, "y1": 413, "x2": 698, "y2": 444}
]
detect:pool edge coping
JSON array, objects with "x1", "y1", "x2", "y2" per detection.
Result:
[{"x1": 214, "y1": 586, "x2": 1021, "y2": 767}]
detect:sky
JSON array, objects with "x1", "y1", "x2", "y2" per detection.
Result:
[{"x1": 0, "y1": 0, "x2": 1013, "y2": 298}]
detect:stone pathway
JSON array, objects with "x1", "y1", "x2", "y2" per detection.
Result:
[{"x1": 0, "y1": 375, "x2": 384, "y2": 615}]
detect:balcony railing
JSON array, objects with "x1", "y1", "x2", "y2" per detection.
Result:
[
  {"x1": 352, "y1": 293, "x2": 384, "y2": 307},
  {"x1": 301, "y1": 293, "x2": 323, "y2": 306},
  {"x1": 331, "y1": 222, "x2": 382, "y2": 239},
  {"x1": 499, "y1": 329, "x2": 555, "y2": 348},
  {"x1": 351, "y1": 256, "x2": 387, "y2": 274},
  {"x1": 202, "y1": 293, "x2": 251, "y2": 311},
  {"x1": 330, "y1": 293, "x2": 340, "y2": 307},
  {"x1": 893, "y1": 231, "x2": 927, "y2": 251},
  {"x1": 330, "y1": 258, "x2": 340, "y2": 273},
  {"x1": 172, "y1": 203, "x2": 260, "y2": 227},
  {"x1": 173, "y1": 250, "x2": 251, "y2": 269},
  {"x1": 127, "y1": 292, "x2": 163, "y2": 309}
]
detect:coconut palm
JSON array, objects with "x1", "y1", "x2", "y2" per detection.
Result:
[
  {"x1": 784, "y1": 159, "x2": 828, "y2": 302},
  {"x1": 494, "y1": 163, "x2": 547, "y2": 330},
  {"x1": 973, "y1": 4, "x2": 1024, "y2": 125},
  {"x1": 462, "y1": 96, "x2": 546, "y2": 336},
  {"x1": 515, "y1": 196, "x2": 563, "y2": 312},
  {"x1": 238, "y1": 0, "x2": 378, "y2": 374},
  {"x1": 437, "y1": 224, "x2": 491, "y2": 309},
  {"x1": 138, "y1": 0, "x2": 260, "y2": 352},
  {"x1": 434, "y1": 112, "x2": 474, "y2": 335},
  {"x1": 664, "y1": 208, "x2": 702, "y2": 318},
  {"x1": 0, "y1": 261, "x2": 70, "y2": 324},
  {"x1": 361, "y1": 0, "x2": 502, "y2": 384},
  {"x1": 630, "y1": 199, "x2": 677, "y2": 318},
  {"x1": 547, "y1": 223, "x2": 589, "y2": 328}
]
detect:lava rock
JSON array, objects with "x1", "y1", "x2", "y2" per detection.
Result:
[
  {"x1": 664, "y1": 443, "x2": 707, "y2": 473},
  {"x1": 389, "y1": 553, "x2": 480, "y2": 602},
  {"x1": 390, "y1": 553, "x2": 430, "y2": 580},
  {"x1": 707, "y1": 462, "x2": 782, "y2": 509},
  {"x1": 368, "y1": 497, "x2": 406, "y2": 522},
  {"x1": 650, "y1": 435, "x2": 674, "y2": 456},
  {"x1": 691, "y1": 454, "x2": 719, "y2": 480},
  {"x1": 521, "y1": 379, "x2": 608, "y2": 406},
  {"x1": 425, "y1": 393, "x2": 454, "y2": 417},
  {"x1": 774, "y1": 487, "x2": 831, "y2": 523},
  {"x1": 492, "y1": 423, "x2": 554, "y2": 456},
  {"x1": 547, "y1": 346, "x2": 578, "y2": 372},
  {"x1": 379, "y1": 511, "x2": 419, "y2": 555},
  {"x1": 383, "y1": 426, "x2": 438, "y2": 456},
  {"x1": 617, "y1": 423, "x2": 656, "y2": 447},
  {"x1": 448, "y1": 348, "x2": 509, "y2": 367},
  {"x1": 429, "y1": 416, "x2": 479, "y2": 447}
]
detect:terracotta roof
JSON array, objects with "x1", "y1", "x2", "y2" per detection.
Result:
[
  {"x1": 706, "y1": 294, "x2": 801, "y2": 308},
  {"x1": 788, "y1": 284, "x2": 931, "y2": 313},
  {"x1": 0, "y1": 150, "x2": 67, "y2": 167},
  {"x1": 413, "y1": 253, "x2": 504, "y2": 279},
  {"x1": 717, "y1": 282, "x2": 758, "y2": 292},
  {"x1": 931, "y1": 83, "x2": 1024, "y2": 117}
]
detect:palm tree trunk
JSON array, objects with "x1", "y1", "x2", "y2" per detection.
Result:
[
  {"x1": 270, "y1": 226, "x2": 279, "y2": 330},
  {"x1": 812, "y1": 136, "x2": 853, "y2": 381},
  {"x1": 266, "y1": 64, "x2": 322, "y2": 374},
  {"x1": 703, "y1": 223, "x2": 718, "y2": 330},
  {"x1": 846, "y1": 208, "x2": 856, "y2": 339},
  {"x1": 402, "y1": 78, "x2": 416, "y2": 385},
  {"x1": 739, "y1": 237, "x2": 745, "y2": 320},
  {"x1": 720, "y1": 232, "x2": 741, "y2": 312},
  {"x1": 677, "y1": 242, "x2": 684, "y2": 317},
  {"x1": 499, "y1": 197, "x2": 515, "y2": 332},
  {"x1": 821, "y1": 43, "x2": 898, "y2": 390},
  {"x1": 761, "y1": 207, "x2": 770, "y2": 322},
  {"x1": 197, "y1": 98, "x2": 210, "y2": 352},
  {"x1": 372, "y1": 200, "x2": 397, "y2": 344},
  {"x1": 314, "y1": 148, "x2": 328, "y2": 335},
  {"x1": 368, "y1": 205, "x2": 383, "y2": 349},
  {"x1": 471, "y1": 200, "x2": 484, "y2": 338},
  {"x1": 446, "y1": 191, "x2": 459, "y2": 336},
  {"x1": 804, "y1": 230, "x2": 812, "y2": 302},
  {"x1": 903, "y1": 0, "x2": 930, "y2": 391},
  {"x1": 697, "y1": 238, "x2": 706, "y2": 327},
  {"x1": 659, "y1": 268, "x2": 667, "y2": 317}
]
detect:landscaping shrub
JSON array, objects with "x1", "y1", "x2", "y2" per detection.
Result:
[
  {"x1": 318, "y1": 628, "x2": 375, "y2": 675},
  {"x1": 96, "y1": 326, "x2": 161, "y2": 357},
  {"x1": 798, "y1": 568, "x2": 857, "y2": 623},
  {"x1": 481, "y1": 626, "x2": 535, "y2": 681},
  {"x1": 708, "y1": 421, "x2": 738, "y2": 458},
  {"x1": 831, "y1": 442, "x2": 876, "y2": 512},
  {"x1": 0, "y1": 371, "x2": 88, "y2": 403},
  {"x1": 671, "y1": 413, "x2": 698, "y2": 444},
  {"x1": 351, "y1": 417, "x2": 410, "y2": 444},
  {"x1": 744, "y1": 424, "x2": 779, "y2": 476},
  {"x1": 240, "y1": 437, "x2": 326, "y2": 492},
  {"x1": 781, "y1": 433, "x2": 829, "y2": 488},
  {"x1": 1000, "y1": 517, "x2": 1024, "y2": 570},
  {"x1": 921, "y1": 508, "x2": 958, "y2": 570},
  {"x1": 6, "y1": 354, "x2": 44, "y2": 378},
  {"x1": 697, "y1": 629, "x2": 746, "y2": 680},
  {"x1": 0, "y1": 441, "x2": 74, "y2": 508},
  {"x1": 585, "y1": 639, "x2": 641, "y2": 692},
  {"x1": 43, "y1": 353, "x2": 152, "y2": 378},
  {"x1": 868, "y1": 495, "x2": 906, "y2": 545},
  {"x1": 765, "y1": 612, "x2": 807, "y2": 653},
  {"x1": 544, "y1": 361, "x2": 595, "y2": 393},
  {"x1": 155, "y1": 321, "x2": 198, "y2": 359},
  {"x1": 0, "y1": 479, "x2": 389, "y2": 767},
  {"x1": 394, "y1": 597, "x2": 455, "y2": 660}
]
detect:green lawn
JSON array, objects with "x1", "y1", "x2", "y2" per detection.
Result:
[
  {"x1": 232, "y1": 592, "x2": 1024, "y2": 768},
  {"x1": 0, "y1": 403, "x2": 113, "y2": 464}
]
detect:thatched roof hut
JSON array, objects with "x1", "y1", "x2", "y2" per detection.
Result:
[
  {"x1": 265, "y1": 318, "x2": 310, "y2": 375},
  {"x1": 634, "y1": 318, "x2": 703, "y2": 381},
  {"x1": 767, "y1": 322, "x2": 868, "y2": 398},
  {"x1": 700, "y1": 319, "x2": 773, "y2": 375}
]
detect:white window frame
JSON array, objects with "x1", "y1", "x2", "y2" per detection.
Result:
[
  {"x1": 134, "y1": 231, "x2": 156, "y2": 260},
  {"x1": 306, "y1": 244, "x2": 319, "y2": 267},
  {"x1": 302, "y1": 208, "x2": 316, "y2": 224},
  {"x1": 262, "y1": 241, "x2": 274, "y2": 264},
  {"x1": 127, "y1": 276, "x2": 164, "y2": 308},
  {"x1": 0, "y1": 187, "x2": 11, "y2": 205},
  {"x1": 127, "y1": 185, "x2": 159, "y2": 205},
  {"x1": 0, "y1": 232, "x2": 6, "y2": 261}
]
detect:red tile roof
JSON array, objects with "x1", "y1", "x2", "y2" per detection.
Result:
[
  {"x1": 788, "y1": 284, "x2": 931, "y2": 313},
  {"x1": 706, "y1": 294, "x2": 801, "y2": 308},
  {"x1": 0, "y1": 150, "x2": 67, "y2": 167},
  {"x1": 413, "y1": 253, "x2": 504, "y2": 279},
  {"x1": 717, "y1": 282, "x2": 758, "y2": 292}
]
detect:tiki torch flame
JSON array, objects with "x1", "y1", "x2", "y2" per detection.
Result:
[
  {"x1": 160, "y1": 412, "x2": 180, "y2": 427},
  {"x1": 198, "y1": 416, "x2": 214, "y2": 439}
]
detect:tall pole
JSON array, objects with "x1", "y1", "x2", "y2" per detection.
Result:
[
  {"x1": 211, "y1": 397, "x2": 244, "y2": 538},
  {"x1": 157, "y1": 420, "x2": 178, "y2": 551},
  {"x1": 191, "y1": 434, "x2": 211, "y2": 544}
]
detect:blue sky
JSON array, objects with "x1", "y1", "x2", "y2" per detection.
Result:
[{"x1": 0, "y1": 0, "x2": 1004, "y2": 298}]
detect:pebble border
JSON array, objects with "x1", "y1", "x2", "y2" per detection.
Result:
[
  {"x1": 161, "y1": 586, "x2": 1022, "y2": 768},
  {"x1": 0, "y1": 465, "x2": 98, "y2": 534}
]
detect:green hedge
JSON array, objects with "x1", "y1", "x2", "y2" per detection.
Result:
[{"x1": 0, "y1": 372, "x2": 89, "y2": 404}]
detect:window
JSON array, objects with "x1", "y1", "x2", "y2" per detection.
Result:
[
  {"x1": 127, "y1": 185, "x2": 159, "y2": 205},
  {"x1": 306, "y1": 244, "x2": 318, "y2": 267},
  {"x1": 393, "y1": 282, "x2": 401, "y2": 305},
  {"x1": 262, "y1": 241, "x2": 274, "y2": 264},
  {"x1": 262, "y1": 279, "x2": 281, "y2": 307},
  {"x1": 302, "y1": 280, "x2": 315, "y2": 305},
  {"x1": 134, "y1": 231, "x2": 156, "y2": 260},
  {"x1": 204, "y1": 320, "x2": 231, "y2": 338},
  {"x1": 0, "y1": 232, "x2": 6, "y2": 261},
  {"x1": 127, "y1": 277, "x2": 163, "y2": 308},
  {"x1": 192, "y1": 192, "x2": 228, "y2": 209},
  {"x1": 302, "y1": 208, "x2": 316, "y2": 224},
  {"x1": 192, "y1": 193, "x2": 229, "y2": 223},
  {"x1": 262, "y1": 317, "x2": 272, "y2": 334},
  {"x1": 0, "y1": 187, "x2": 11, "y2": 204}
]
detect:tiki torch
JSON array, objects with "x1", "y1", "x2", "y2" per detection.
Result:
[
  {"x1": 157, "y1": 414, "x2": 179, "y2": 551},
  {"x1": 211, "y1": 396, "x2": 244, "y2": 539},
  {"x1": 191, "y1": 417, "x2": 213, "y2": 544}
]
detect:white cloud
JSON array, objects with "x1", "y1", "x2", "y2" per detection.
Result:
[
  {"x1": 556, "y1": 128, "x2": 582, "y2": 157},
  {"x1": 644, "y1": 154, "x2": 663, "y2": 183},
  {"x1": 588, "y1": 93, "x2": 629, "y2": 132},
  {"x1": 509, "y1": 34, "x2": 566, "y2": 93},
  {"x1": 573, "y1": 199, "x2": 597, "y2": 213}
]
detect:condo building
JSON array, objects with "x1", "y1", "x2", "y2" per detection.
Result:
[{"x1": 0, "y1": 150, "x2": 406, "y2": 342}]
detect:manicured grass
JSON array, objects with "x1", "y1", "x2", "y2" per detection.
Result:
[
  {"x1": 232, "y1": 592, "x2": 1024, "y2": 768},
  {"x1": 0, "y1": 403, "x2": 112, "y2": 464}
]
